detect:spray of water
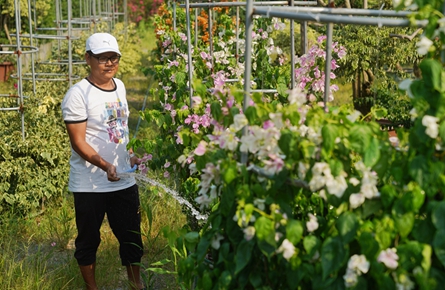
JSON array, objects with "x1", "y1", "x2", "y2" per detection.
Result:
[{"x1": 118, "y1": 172, "x2": 208, "y2": 221}]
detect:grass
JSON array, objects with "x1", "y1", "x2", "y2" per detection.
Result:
[{"x1": 0, "y1": 188, "x2": 187, "y2": 290}]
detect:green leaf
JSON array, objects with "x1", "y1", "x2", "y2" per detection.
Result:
[
  {"x1": 202, "y1": 271, "x2": 213, "y2": 290},
  {"x1": 210, "y1": 102, "x2": 222, "y2": 121},
  {"x1": 218, "y1": 270, "x2": 232, "y2": 288},
  {"x1": 422, "y1": 244, "x2": 432, "y2": 273},
  {"x1": 336, "y1": 212, "x2": 359, "y2": 244},
  {"x1": 409, "y1": 155, "x2": 428, "y2": 187},
  {"x1": 380, "y1": 184, "x2": 397, "y2": 209},
  {"x1": 175, "y1": 72, "x2": 186, "y2": 86},
  {"x1": 303, "y1": 235, "x2": 320, "y2": 258},
  {"x1": 397, "y1": 241, "x2": 423, "y2": 271},
  {"x1": 244, "y1": 106, "x2": 257, "y2": 124},
  {"x1": 286, "y1": 220, "x2": 303, "y2": 245},
  {"x1": 363, "y1": 137, "x2": 380, "y2": 168},
  {"x1": 222, "y1": 163, "x2": 237, "y2": 184},
  {"x1": 349, "y1": 125, "x2": 372, "y2": 153},
  {"x1": 412, "y1": 217, "x2": 435, "y2": 244},
  {"x1": 419, "y1": 59, "x2": 442, "y2": 92},
  {"x1": 150, "y1": 258, "x2": 171, "y2": 266},
  {"x1": 432, "y1": 201, "x2": 445, "y2": 230},
  {"x1": 254, "y1": 216, "x2": 276, "y2": 246},
  {"x1": 184, "y1": 232, "x2": 199, "y2": 244},
  {"x1": 362, "y1": 199, "x2": 382, "y2": 219},
  {"x1": 277, "y1": 82, "x2": 288, "y2": 97},
  {"x1": 321, "y1": 124, "x2": 337, "y2": 158},
  {"x1": 278, "y1": 130, "x2": 297, "y2": 158},
  {"x1": 358, "y1": 232, "x2": 379, "y2": 259},
  {"x1": 235, "y1": 239, "x2": 253, "y2": 274},
  {"x1": 321, "y1": 236, "x2": 347, "y2": 280},
  {"x1": 193, "y1": 79, "x2": 207, "y2": 97},
  {"x1": 392, "y1": 200, "x2": 414, "y2": 238}
]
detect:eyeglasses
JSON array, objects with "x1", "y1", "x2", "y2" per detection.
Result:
[{"x1": 89, "y1": 53, "x2": 121, "y2": 64}]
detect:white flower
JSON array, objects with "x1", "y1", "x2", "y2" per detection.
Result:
[
  {"x1": 398, "y1": 79, "x2": 414, "y2": 98},
  {"x1": 409, "y1": 108, "x2": 418, "y2": 121},
  {"x1": 422, "y1": 115, "x2": 439, "y2": 138},
  {"x1": 346, "y1": 110, "x2": 362, "y2": 123},
  {"x1": 253, "y1": 198, "x2": 266, "y2": 211},
  {"x1": 232, "y1": 114, "x2": 248, "y2": 131},
  {"x1": 349, "y1": 193, "x2": 366, "y2": 209},
  {"x1": 394, "y1": 272, "x2": 415, "y2": 290},
  {"x1": 361, "y1": 182, "x2": 379, "y2": 199},
  {"x1": 347, "y1": 254, "x2": 370, "y2": 274},
  {"x1": 211, "y1": 233, "x2": 224, "y2": 250},
  {"x1": 298, "y1": 162, "x2": 309, "y2": 179},
  {"x1": 416, "y1": 36, "x2": 433, "y2": 55},
  {"x1": 287, "y1": 87, "x2": 307, "y2": 107},
  {"x1": 326, "y1": 174, "x2": 348, "y2": 198},
  {"x1": 191, "y1": 96, "x2": 202, "y2": 109},
  {"x1": 243, "y1": 226, "x2": 256, "y2": 241},
  {"x1": 306, "y1": 213, "x2": 319, "y2": 232},
  {"x1": 349, "y1": 177, "x2": 360, "y2": 186},
  {"x1": 377, "y1": 248, "x2": 399, "y2": 269},
  {"x1": 343, "y1": 269, "x2": 358, "y2": 288},
  {"x1": 277, "y1": 239, "x2": 296, "y2": 261}
]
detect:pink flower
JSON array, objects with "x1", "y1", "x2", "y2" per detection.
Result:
[
  {"x1": 377, "y1": 248, "x2": 399, "y2": 269},
  {"x1": 164, "y1": 171, "x2": 170, "y2": 178},
  {"x1": 194, "y1": 141, "x2": 208, "y2": 156},
  {"x1": 164, "y1": 161, "x2": 171, "y2": 168},
  {"x1": 263, "y1": 120, "x2": 274, "y2": 129},
  {"x1": 138, "y1": 164, "x2": 148, "y2": 175}
]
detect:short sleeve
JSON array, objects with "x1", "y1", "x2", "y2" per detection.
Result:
[{"x1": 61, "y1": 85, "x2": 88, "y2": 123}]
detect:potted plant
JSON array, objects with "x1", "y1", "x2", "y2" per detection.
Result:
[{"x1": 0, "y1": 51, "x2": 16, "y2": 82}]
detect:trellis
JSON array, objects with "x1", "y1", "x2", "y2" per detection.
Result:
[
  {"x1": 0, "y1": 0, "x2": 127, "y2": 140},
  {"x1": 161, "y1": 1, "x2": 425, "y2": 166},
  {"x1": 177, "y1": 0, "x2": 318, "y2": 103}
]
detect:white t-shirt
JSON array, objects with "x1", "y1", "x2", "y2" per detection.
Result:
[{"x1": 61, "y1": 78, "x2": 136, "y2": 192}]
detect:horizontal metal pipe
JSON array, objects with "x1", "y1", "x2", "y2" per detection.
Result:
[
  {"x1": 265, "y1": 6, "x2": 412, "y2": 17},
  {"x1": 179, "y1": 1, "x2": 317, "y2": 8},
  {"x1": 253, "y1": 7, "x2": 427, "y2": 27},
  {"x1": 0, "y1": 44, "x2": 39, "y2": 54}
]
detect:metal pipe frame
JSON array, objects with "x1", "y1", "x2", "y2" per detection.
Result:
[
  {"x1": 243, "y1": 5, "x2": 426, "y2": 133},
  {"x1": 181, "y1": 0, "x2": 310, "y2": 104},
  {"x1": 179, "y1": 1, "x2": 318, "y2": 8},
  {"x1": 0, "y1": 0, "x2": 128, "y2": 140}
]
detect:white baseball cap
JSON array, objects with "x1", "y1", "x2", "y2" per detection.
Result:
[{"x1": 86, "y1": 33, "x2": 121, "y2": 55}]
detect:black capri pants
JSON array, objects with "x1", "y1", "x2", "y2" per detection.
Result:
[{"x1": 73, "y1": 184, "x2": 143, "y2": 266}]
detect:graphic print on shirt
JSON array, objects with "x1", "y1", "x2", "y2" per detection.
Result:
[{"x1": 104, "y1": 98, "x2": 129, "y2": 144}]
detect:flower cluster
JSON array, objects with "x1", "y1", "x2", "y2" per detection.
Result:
[
  {"x1": 343, "y1": 255, "x2": 370, "y2": 288},
  {"x1": 348, "y1": 161, "x2": 380, "y2": 209},
  {"x1": 309, "y1": 162, "x2": 348, "y2": 198},
  {"x1": 294, "y1": 35, "x2": 346, "y2": 103}
]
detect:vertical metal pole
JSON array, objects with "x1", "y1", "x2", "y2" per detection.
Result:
[
  {"x1": 236, "y1": 4, "x2": 239, "y2": 63},
  {"x1": 241, "y1": 0, "x2": 254, "y2": 164},
  {"x1": 323, "y1": 23, "x2": 333, "y2": 109},
  {"x1": 173, "y1": 1, "x2": 177, "y2": 58},
  {"x1": 185, "y1": 0, "x2": 194, "y2": 106},
  {"x1": 195, "y1": 8, "x2": 198, "y2": 48},
  {"x1": 208, "y1": 3, "x2": 214, "y2": 72},
  {"x1": 290, "y1": 0, "x2": 295, "y2": 89},
  {"x1": 68, "y1": 0, "x2": 73, "y2": 87},
  {"x1": 124, "y1": 0, "x2": 128, "y2": 33},
  {"x1": 301, "y1": 21, "x2": 308, "y2": 54},
  {"x1": 27, "y1": 0, "x2": 36, "y2": 94},
  {"x1": 14, "y1": 0, "x2": 25, "y2": 140},
  {"x1": 173, "y1": 1, "x2": 177, "y2": 31}
]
